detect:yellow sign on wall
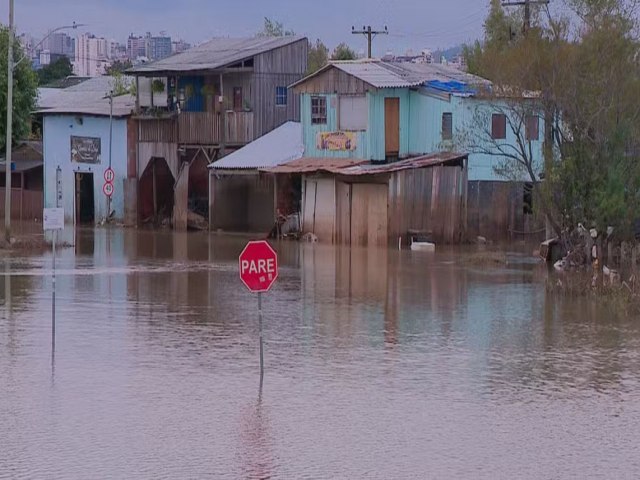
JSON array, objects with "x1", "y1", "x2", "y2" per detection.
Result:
[{"x1": 316, "y1": 131, "x2": 357, "y2": 151}]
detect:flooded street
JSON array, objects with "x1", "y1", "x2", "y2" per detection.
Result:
[{"x1": 1, "y1": 228, "x2": 640, "y2": 479}]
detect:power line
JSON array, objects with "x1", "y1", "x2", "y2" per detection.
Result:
[{"x1": 351, "y1": 25, "x2": 388, "y2": 58}]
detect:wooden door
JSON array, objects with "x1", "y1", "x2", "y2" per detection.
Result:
[{"x1": 384, "y1": 97, "x2": 400, "y2": 157}]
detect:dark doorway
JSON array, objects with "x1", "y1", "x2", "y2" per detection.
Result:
[
  {"x1": 75, "y1": 172, "x2": 95, "y2": 224},
  {"x1": 139, "y1": 157, "x2": 175, "y2": 225}
]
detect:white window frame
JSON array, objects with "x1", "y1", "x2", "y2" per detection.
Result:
[{"x1": 339, "y1": 95, "x2": 368, "y2": 131}]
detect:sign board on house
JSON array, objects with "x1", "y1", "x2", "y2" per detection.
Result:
[
  {"x1": 316, "y1": 131, "x2": 357, "y2": 151},
  {"x1": 71, "y1": 136, "x2": 101, "y2": 164},
  {"x1": 43, "y1": 208, "x2": 64, "y2": 230},
  {"x1": 239, "y1": 240, "x2": 279, "y2": 292}
]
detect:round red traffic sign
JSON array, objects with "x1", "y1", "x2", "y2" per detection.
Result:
[
  {"x1": 103, "y1": 182, "x2": 114, "y2": 197},
  {"x1": 239, "y1": 240, "x2": 278, "y2": 292},
  {"x1": 104, "y1": 167, "x2": 115, "y2": 183}
]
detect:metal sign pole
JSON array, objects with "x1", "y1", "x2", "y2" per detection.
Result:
[
  {"x1": 258, "y1": 292, "x2": 264, "y2": 385},
  {"x1": 52, "y1": 229, "x2": 56, "y2": 354}
]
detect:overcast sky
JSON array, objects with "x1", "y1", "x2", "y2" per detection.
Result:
[{"x1": 0, "y1": 0, "x2": 497, "y2": 54}]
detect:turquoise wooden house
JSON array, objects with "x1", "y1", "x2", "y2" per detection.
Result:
[{"x1": 290, "y1": 60, "x2": 545, "y2": 241}]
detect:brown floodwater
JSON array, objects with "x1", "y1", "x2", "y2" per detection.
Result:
[{"x1": 1, "y1": 228, "x2": 639, "y2": 479}]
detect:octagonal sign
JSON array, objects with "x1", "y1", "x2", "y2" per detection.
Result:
[{"x1": 239, "y1": 240, "x2": 278, "y2": 292}]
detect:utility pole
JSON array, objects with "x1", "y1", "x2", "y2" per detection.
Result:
[
  {"x1": 351, "y1": 25, "x2": 388, "y2": 59},
  {"x1": 502, "y1": 0, "x2": 549, "y2": 34},
  {"x1": 4, "y1": 20, "x2": 84, "y2": 241},
  {"x1": 4, "y1": 0, "x2": 14, "y2": 242}
]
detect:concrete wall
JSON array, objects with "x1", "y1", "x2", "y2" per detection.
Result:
[{"x1": 43, "y1": 114, "x2": 128, "y2": 224}]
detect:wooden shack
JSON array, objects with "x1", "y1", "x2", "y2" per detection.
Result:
[{"x1": 263, "y1": 152, "x2": 468, "y2": 246}]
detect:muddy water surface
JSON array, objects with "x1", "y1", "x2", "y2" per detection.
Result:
[{"x1": 1, "y1": 229, "x2": 639, "y2": 479}]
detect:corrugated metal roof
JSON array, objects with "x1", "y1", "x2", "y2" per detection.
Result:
[
  {"x1": 129, "y1": 36, "x2": 306, "y2": 74},
  {"x1": 290, "y1": 59, "x2": 492, "y2": 91},
  {"x1": 394, "y1": 62, "x2": 491, "y2": 87},
  {"x1": 210, "y1": 122, "x2": 304, "y2": 170},
  {"x1": 261, "y1": 157, "x2": 367, "y2": 174},
  {"x1": 36, "y1": 76, "x2": 135, "y2": 116},
  {"x1": 261, "y1": 152, "x2": 467, "y2": 175},
  {"x1": 338, "y1": 152, "x2": 467, "y2": 175},
  {"x1": 333, "y1": 61, "x2": 427, "y2": 88}
]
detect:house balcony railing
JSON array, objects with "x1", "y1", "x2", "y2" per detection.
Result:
[{"x1": 137, "y1": 111, "x2": 254, "y2": 146}]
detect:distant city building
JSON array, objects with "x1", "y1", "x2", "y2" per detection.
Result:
[
  {"x1": 171, "y1": 39, "x2": 191, "y2": 55},
  {"x1": 43, "y1": 32, "x2": 75, "y2": 59},
  {"x1": 127, "y1": 34, "x2": 146, "y2": 61},
  {"x1": 145, "y1": 32, "x2": 172, "y2": 60},
  {"x1": 449, "y1": 54, "x2": 467, "y2": 71},
  {"x1": 18, "y1": 33, "x2": 36, "y2": 59},
  {"x1": 74, "y1": 33, "x2": 112, "y2": 77},
  {"x1": 39, "y1": 50, "x2": 51, "y2": 66},
  {"x1": 381, "y1": 48, "x2": 434, "y2": 64},
  {"x1": 111, "y1": 41, "x2": 128, "y2": 61},
  {"x1": 127, "y1": 32, "x2": 173, "y2": 61}
]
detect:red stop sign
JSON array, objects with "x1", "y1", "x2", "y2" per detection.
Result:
[{"x1": 239, "y1": 240, "x2": 278, "y2": 292}]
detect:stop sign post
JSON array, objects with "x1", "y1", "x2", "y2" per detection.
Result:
[{"x1": 239, "y1": 240, "x2": 279, "y2": 383}]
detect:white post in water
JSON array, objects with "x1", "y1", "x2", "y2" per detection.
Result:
[{"x1": 43, "y1": 205, "x2": 64, "y2": 355}]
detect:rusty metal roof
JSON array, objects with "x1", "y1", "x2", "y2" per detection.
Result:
[
  {"x1": 261, "y1": 157, "x2": 368, "y2": 174},
  {"x1": 261, "y1": 152, "x2": 467, "y2": 175},
  {"x1": 337, "y1": 152, "x2": 467, "y2": 175}
]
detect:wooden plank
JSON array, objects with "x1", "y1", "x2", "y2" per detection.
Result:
[{"x1": 335, "y1": 181, "x2": 351, "y2": 245}]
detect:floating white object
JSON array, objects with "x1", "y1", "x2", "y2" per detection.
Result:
[{"x1": 410, "y1": 238, "x2": 435, "y2": 252}]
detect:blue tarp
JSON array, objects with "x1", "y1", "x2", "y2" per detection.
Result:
[{"x1": 426, "y1": 80, "x2": 476, "y2": 96}]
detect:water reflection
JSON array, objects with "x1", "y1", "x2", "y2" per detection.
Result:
[{"x1": 1, "y1": 229, "x2": 640, "y2": 478}]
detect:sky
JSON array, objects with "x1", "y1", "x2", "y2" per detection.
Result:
[{"x1": 0, "y1": 0, "x2": 493, "y2": 55}]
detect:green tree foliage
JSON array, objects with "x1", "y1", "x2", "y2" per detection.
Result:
[
  {"x1": 307, "y1": 39, "x2": 329, "y2": 74},
  {"x1": 37, "y1": 56, "x2": 73, "y2": 85},
  {"x1": 257, "y1": 17, "x2": 295, "y2": 37},
  {"x1": 105, "y1": 59, "x2": 133, "y2": 76},
  {"x1": 459, "y1": 0, "x2": 640, "y2": 240},
  {"x1": 0, "y1": 27, "x2": 38, "y2": 152},
  {"x1": 331, "y1": 43, "x2": 357, "y2": 61}
]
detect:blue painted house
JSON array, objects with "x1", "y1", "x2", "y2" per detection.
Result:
[
  {"x1": 290, "y1": 60, "x2": 545, "y2": 240},
  {"x1": 38, "y1": 77, "x2": 137, "y2": 230}
]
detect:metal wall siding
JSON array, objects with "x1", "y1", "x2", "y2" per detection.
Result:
[
  {"x1": 434, "y1": 95, "x2": 545, "y2": 182},
  {"x1": 408, "y1": 90, "x2": 451, "y2": 154},
  {"x1": 301, "y1": 93, "x2": 369, "y2": 159},
  {"x1": 387, "y1": 166, "x2": 466, "y2": 243},
  {"x1": 367, "y1": 89, "x2": 410, "y2": 161}
]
